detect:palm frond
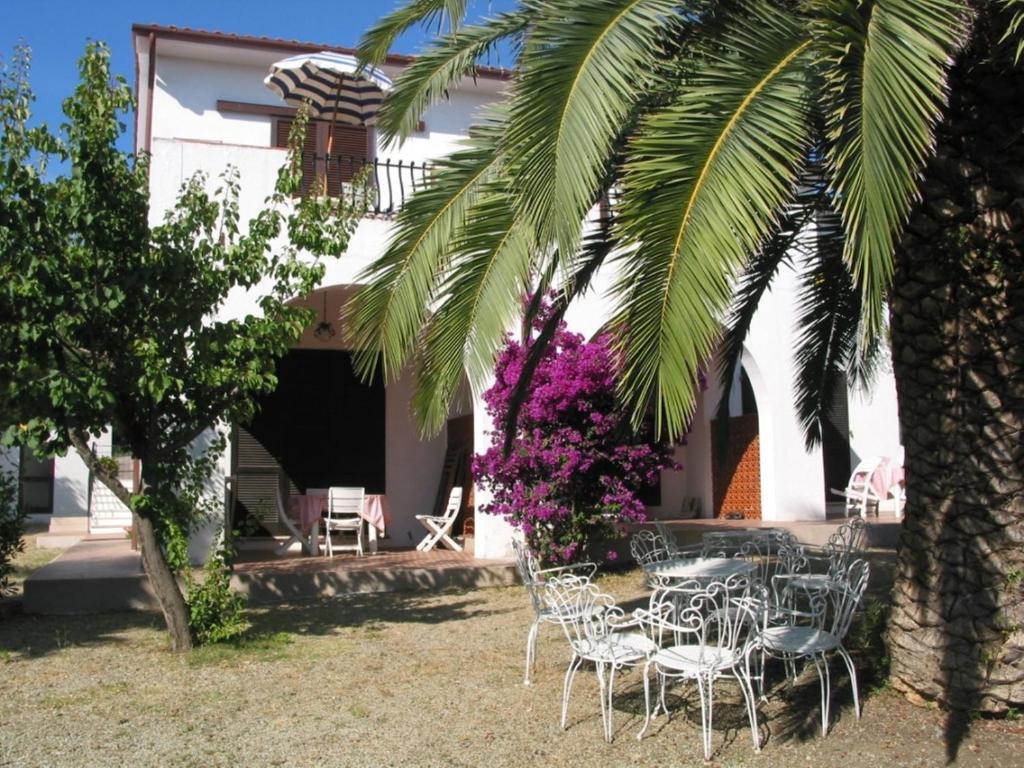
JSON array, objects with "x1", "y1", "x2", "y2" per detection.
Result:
[
  {"x1": 999, "y1": 0, "x2": 1024, "y2": 64},
  {"x1": 358, "y1": 0, "x2": 469, "y2": 66},
  {"x1": 377, "y1": 12, "x2": 530, "y2": 144},
  {"x1": 813, "y1": 0, "x2": 969, "y2": 346},
  {"x1": 347, "y1": 121, "x2": 504, "y2": 384},
  {"x1": 504, "y1": 0, "x2": 687, "y2": 257},
  {"x1": 411, "y1": 189, "x2": 537, "y2": 434},
  {"x1": 612, "y1": 2, "x2": 815, "y2": 440}
]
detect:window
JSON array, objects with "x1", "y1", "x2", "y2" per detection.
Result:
[{"x1": 274, "y1": 119, "x2": 369, "y2": 197}]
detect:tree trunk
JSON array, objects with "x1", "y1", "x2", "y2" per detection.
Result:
[
  {"x1": 887, "y1": 33, "x2": 1024, "y2": 721},
  {"x1": 133, "y1": 510, "x2": 194, "y2": 652},
  {"x1": 70, "y1": 435, "x2": 194, "y2": 652}
]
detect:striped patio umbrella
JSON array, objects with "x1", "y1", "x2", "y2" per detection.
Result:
[{"x1": 263, "y1": 52, "x2": 392, "y2": 128}]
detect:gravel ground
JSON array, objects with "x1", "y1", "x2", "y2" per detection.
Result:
[{"x1": 1, "y1": 570, "x2": 1021, "y2": 767}]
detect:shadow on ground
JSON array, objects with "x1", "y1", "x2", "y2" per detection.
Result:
[{"x1": 0, "y1": 586, "x2": 515, "y2": 661}]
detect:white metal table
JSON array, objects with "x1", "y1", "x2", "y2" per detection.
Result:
[{"x1": 642, "y1": 556, "x2": 757, "y2": 583}]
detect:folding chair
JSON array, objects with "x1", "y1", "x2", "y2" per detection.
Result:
[
  {"x1": 415, "y1": 486, "x2": 463, "y2": 551},
  {"x1": 324, "y1": 486, "x2": 365, "y2": 557}
]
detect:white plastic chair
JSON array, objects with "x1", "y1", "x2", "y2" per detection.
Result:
[
  {"x1": 636, "y1": 574, "x2": 762, "y2": 759},
  {"x1": 545, "y1": 577, "x2": 657, "y2": 742},
  {"x1": 830, "y1": 456, "x2": 885, "y2": 518},
  {"x1": 754, "y1": 559, "x2": 871, "y2": 736},
  {"x1": 511, "y1": 539, "x2": 597, "y2": 685},
  {"x1": 324, "y1": 486, "x2": 365, "y2": 557},
  {"x1": 414, "y1": 486, "x2": 463, "y2": 552}
]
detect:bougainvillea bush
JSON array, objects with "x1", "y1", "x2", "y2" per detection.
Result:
[{"x1": 473, "y1": 320, "x2": 680, "y2": 566}]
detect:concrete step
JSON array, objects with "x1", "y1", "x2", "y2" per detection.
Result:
[
  {"x1": 23, "y1": 539, "x2": 158, "y2": 614},
  {"x1": 23, "y1": 539, "x2": 516, "y2": 615}
]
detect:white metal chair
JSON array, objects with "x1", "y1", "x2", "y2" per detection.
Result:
[
  {"x1": 324, "y1": 486, "x2": 365, "y2": 557},
  {"x1": 631, "y1": 530, "x2": 683, "y2": 587},
  {"x1": 636, "y1": 575, "x2": 762, "y2": 759},
  {"x1": 414, "y1": 486, "x2": 463, "y2": 552},
  {"x1": 790, "y1": 517, "x2": 868, "y2": 592},
  {"x1": 511, "y1": 538, "x2": 597, "y2": 685},
  {"x1": 652, "y1": 522, "x2": 704, "y2": 560},
  {"x1": 545, "y1": 577, "x2": 657, "y2": 742},
  {"x1": 754, "y1": 559, "x2": 871, "y2": 736}
]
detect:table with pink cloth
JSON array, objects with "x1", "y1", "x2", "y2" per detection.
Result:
[
  {"x1": 870, "y1": 458, "x2": 905, "y2": 499},
  {"x1": 283, "y1": 492, "x2": 390, "y2": 555}
]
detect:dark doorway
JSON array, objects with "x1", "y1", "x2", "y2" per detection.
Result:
[
  {"x1": 821, "y1": 378, "x2": 852, "y2": 503},
  {"x1": 233, "y1": 350, "x2": 385, "y2": 529},
  {"x1": 18, "y1": 446, "x2": 53, "y2": 516}
]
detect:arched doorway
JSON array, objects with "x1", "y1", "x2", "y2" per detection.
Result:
[{"x1": 710, "y1": 364, "x2": 762, "y2": 519}]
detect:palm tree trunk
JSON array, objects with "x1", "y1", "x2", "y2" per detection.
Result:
[{"x1": 887, "y1": 37, "x2": 1024, "y2": 718}]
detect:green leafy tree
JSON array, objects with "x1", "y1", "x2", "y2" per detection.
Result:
[
  {"x1": 0, "y1": 44, "x2": 360, "y2": 650},
  {"x1": 348, "y1": 0, "x2": 1024, "y2": 727},
  {"x1": 0, "y1": 467, "x2": 24, "y2": 596}
]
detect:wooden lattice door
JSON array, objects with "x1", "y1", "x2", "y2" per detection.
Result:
[{"x1": 711, "y1": 413, "x2": 762, "y2": 519}]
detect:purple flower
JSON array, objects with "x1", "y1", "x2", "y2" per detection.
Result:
[{"x1": 473, "y1": 298, "x2": 688, "y2": 567}]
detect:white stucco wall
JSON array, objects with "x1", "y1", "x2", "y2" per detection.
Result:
[{"x1": 847, "y1": 355, "x2": 903, "y2": 465}]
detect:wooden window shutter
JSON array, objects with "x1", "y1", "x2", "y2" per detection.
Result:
[
  {"x1": 275, "y1": 119, "x2": 319, "y2": 196},
  {"x1": 325, "y1": 124, "x2": 369, "y2": 194}
]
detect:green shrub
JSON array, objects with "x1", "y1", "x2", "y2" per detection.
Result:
[
  {"x1": 848, "y1": 597, "x2": 891, "y2": 689},
  {"x1": 0, "y1": 471, "x2": 26, "y2": 597},
  {"x1": 185, "y1": 547, "x2": 249, "y2": 645}
]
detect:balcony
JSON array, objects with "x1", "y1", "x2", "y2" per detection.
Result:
[{"x1": 300, "y1": 152, "x2": 432, "y2": 216}]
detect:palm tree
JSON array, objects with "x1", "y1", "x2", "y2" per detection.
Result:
[{"x1": 349, "y1": 0, "x2": 1024, "y2": 718}]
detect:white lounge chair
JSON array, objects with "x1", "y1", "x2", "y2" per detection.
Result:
[
  {"x1": 830, "y1": 456, "x2": 885, "y2": 518},
  {"x1": 415, "y1": 486, "x2": 463, "y2": 552}
]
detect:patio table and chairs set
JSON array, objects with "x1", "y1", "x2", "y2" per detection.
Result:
[
  {"x1": 512, "y1": 518, "x2": 871, "y2": 759},
  {"x1": 273, "y1": 485, "x2": 464, "y2": 557}
]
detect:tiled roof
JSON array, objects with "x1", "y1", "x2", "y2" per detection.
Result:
[{"x1": 131, "y1": 23, "x2": 512, "y2": 79}]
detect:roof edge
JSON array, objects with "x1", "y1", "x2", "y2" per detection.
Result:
[{"x1": 130, "y1": 23, "x2": 512, "y2": 80}]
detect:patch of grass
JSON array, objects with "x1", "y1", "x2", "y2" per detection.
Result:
[
  {"x1": 186, "y1": 630, "x2": 294, "y2": 667},
  {"x1": 43, "y1": 681, "x2": 133, "y2": 710},
  {"x1": 6, "y1": 524, "x2": 65, "y2": 600}
]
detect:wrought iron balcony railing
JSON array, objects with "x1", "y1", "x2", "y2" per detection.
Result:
[{"x1": 300, "y1": 152, "x2": 432, "y2": 216}]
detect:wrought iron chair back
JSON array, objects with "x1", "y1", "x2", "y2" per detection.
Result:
[
  {"x1": 825, "y1": 517, "x2": 868, "y2": 577},
  {"x1": 510, "y1": 537, "x2": 599, "y2": 685},
  {"x1": 543, "y1": 577, "x2": 620, "y2": 649},
  {"x1": 642, "y1": 574, "x2": 757, "y2": 661},
  {"x1": 824, "y1": 558, "x2": 871, "y2": 639},
  {"x1": 630, "y1": 529, "x2": 674, "y2": 567},
  {"x1": 511, "y1": 538, "x2": 546, "y2": 615}
]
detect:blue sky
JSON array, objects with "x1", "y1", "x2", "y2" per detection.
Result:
[{"x1": 4, "y1": 0, "x2": 515, "y2": 144}]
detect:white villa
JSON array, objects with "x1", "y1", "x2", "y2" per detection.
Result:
[{"x1": 12, "y1": 25, "x2": 902, "y2": 560}]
